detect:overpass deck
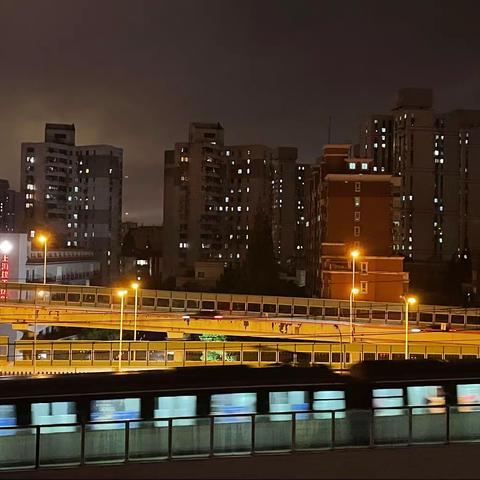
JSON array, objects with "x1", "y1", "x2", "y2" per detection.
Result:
[
  {"x1": 2, "y1": 282, "x2": 480, "y2": 329},
  {"x1": 1, "y1": 338, "x2": 480, "y2": 374}
]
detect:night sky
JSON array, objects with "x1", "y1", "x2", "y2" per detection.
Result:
[{"x1": 1, "y1": 0, "x2": 480, "y2": 224}]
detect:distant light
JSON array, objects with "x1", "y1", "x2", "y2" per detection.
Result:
[
  {"x1": 350, "y1": 250, "x2": 360, "y2": 258},
  {"x1": 411, "y1": 328, "x2": 421, "y2": 333},
  {"x1": 117, "y1": 289, "x2": 128, "y2": 297},
  {"x1": 214, "y1": 315, "x2": 223, "y2": 319},
  {"x1": 0, "y1": 240, "x2": 12, "y2": 255},
  {"x1": 131, "y1": 282, "x2": 139, "y2": 290},
  {"x1": 351, "y1": 288, "x2": 359, "y2": 295}
]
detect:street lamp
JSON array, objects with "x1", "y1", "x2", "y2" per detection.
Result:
[
  {"x1": 349, "y1": 250, "x2": 360, "y2": 342},
  {"x1": 131, "y1": 282, "x2": 139, "y2": 341},
  {"x1": 349, "y1": 287, "x2": 359, "y2": 343},
  {"x1": 117, "y1": 289, "x2": 128, "y2": 371},
  {"x1": 402, "y1": 295, "x2": 417, "y2": 359},
  {"x1": 37, "y1": 235, "x2": 48, "y2": 285}
]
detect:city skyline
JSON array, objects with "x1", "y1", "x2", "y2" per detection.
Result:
[{"x1": 1, "y1": 0, "x2": 480, "y2": 224}]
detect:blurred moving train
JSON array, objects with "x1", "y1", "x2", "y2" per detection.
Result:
[{"x1": 1, "y1": 360, "x2": 480, "y2": 431}]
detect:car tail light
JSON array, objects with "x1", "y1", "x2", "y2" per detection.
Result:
[{"x1": 214, "y1": 315, "x2": 223, "y2": 319}]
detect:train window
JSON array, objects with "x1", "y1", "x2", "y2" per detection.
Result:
[
  {"x1": 407, "y1": 386, "x2": 445, "y2": 414},
  {"x1": 279, "y1": 351, "x2": 294, "y2": 363},
  {"x1": 225, "y1": 351, "x2": 240, "y2": 361},
  {"x1": 462, "y1": 355, "x2": 477, "y2": 360},
  {"x1": 155, "y1": 395, "x2": 196, "y2": 419},
  {"x1": 67, "y1": 293, "x2": 81, "y2": 302},
  {"x1": 248, "y1": 303, "x2": 261, "y2": 312},
  {"x1": 278, "y1": 305, "x2": 292, "y2": 315},
  {"x1": 91, "y1": 398, "x2": 140, "y2": 422},
  {"x1": 31, "y1": 402, "x2": 77, "y2": 432},
  {"x1": 426, "y1": 354, "x2": 442, "y2": 360},
  {"x1": 51, "y1": 292, "x2": 66, "y2": 302},
  {"x1": 373, "y1": 389, "x2": 404, "y2": 416},
  {"x1": 0, "y1": 405, "x2": 16, "y2": 427},
  {"x1": 293, "y1": 305, "x2": 307, "y2": 315},
  {"x1": 232, "y1": 302, "x2": 245, "y2": 311},
  {"x1": 392, "y1": 354, "x2": 404, "y2": 360},
  {"x1": 82, "y1": 294, "x2": 95, "y2": 303},
  {"x1": 363, "y1": 353, "x2": 376, "y2": 361},
  {"x1": 269, "y1": 391, "x2": 309, "y2": 420},
  {"x1": 313, "y1": 391, "x2": 345, "y2": 419},
  {"x1": 186, "y1": 300, "x2": 199, "y2": 309},
  {"x1": 211, "y1": 393, "x2": 256, "y2": 423},
  {"x1": 457, "y1": 384, "x2": 480, "y2": 412},
  {"x1": 377, "y1": 353, "x2": 390, "y2": 360}
]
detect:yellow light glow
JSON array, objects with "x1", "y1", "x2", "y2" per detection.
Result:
[
  {"x1": 350, "y1": 250, "x2": 360, "y2": 258},
  {"x1": 407, "y1": 296, "x2": 417, "y2": 305},
  {"x1": 117, "y1": 289, "x2": 128, "y2": 297},
  {"x1": 38, "y1": 290, "x2": 45, "y2": 297},
  {"x1": 351, "y1": 288, "x2": 359, "y2": 295},
  {"x1": 38, "y1": 235, "x2": 47, "y2": 245},
  {"x1": 131, "y1": 282, "x2": 139, "y2": 290}
]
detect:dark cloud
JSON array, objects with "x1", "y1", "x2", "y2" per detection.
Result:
[{"x1": 1, "y1": 0, "x2": 480, "y2": 223}]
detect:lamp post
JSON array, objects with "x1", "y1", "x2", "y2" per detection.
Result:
[
  {"x1": 38, "y1": 235, "x2": 48, "y2": 285},
  {"x1": 117, "y1": 289, "x2": 128, "y2": 371},
  {"x1": 402, "y1": 296, "x2": 417, "y2": 359},
  {"x1": 131, "y1": 282, "x2": 139, "y2": 341},
  {"x1": 333, "y1": 324, "x2": 344, "y2": 370},
  {"x1": 349, "y1": 250, "x2": 360, "y2": 343},
  {"x1": 349, "y1": 287, "x2": 359, "y2": 343}
]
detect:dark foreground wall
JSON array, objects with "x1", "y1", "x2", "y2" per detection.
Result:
[{"x1": 2, "y1": 444, "x2": 480, "y2": 480}]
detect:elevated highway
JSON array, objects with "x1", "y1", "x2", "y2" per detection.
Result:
[
  {"x1": 2, "y1": 337, "x2": 480, "y2": 374},
  {"x1": 0, "y1": 282, "x2": 479, "y2": 343}
]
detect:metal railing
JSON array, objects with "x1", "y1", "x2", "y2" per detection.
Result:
[
  {"x1": 0, "y1": 405, "x2": 478, "y2": 471},
  {"x1": 1, "y1": 282, "x2": 480, "y2": 329},
  {"x1": 2, "y1": 339, "x2": 480, "y2": 372}
]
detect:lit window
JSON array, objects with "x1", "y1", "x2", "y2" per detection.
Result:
[
  {"x1": 361, "y1": 163, "x2": 368, "y2": 170},
  {"x1": 313, "y1": 391, "x2": 345, "y2": 419},
  {"x1": 348, "y1": 162, "x2": 356, "y2": 170},
  {"x1": 354, "y1": 197, "x2": 361, "y2": 207},
  {"x1": 360, "y1": 262, "x2": 368, "y2": 274},
  {"x1": 211, "y1": 393, "x2": 256, "y2": 422},
  {"x1": 155, "y1": 396, "x2": 196, "y2": 425},
  {"x1": 90, "y1": 398, "x2": 140, "y2": 425},
  {"x1": 237, "y1": 168, "x2": 242, "y2": 175},
  {"x1": 360, "y1": 281, "x2": 368, "y2": 294},
  {"x1": 269, "y1": 391, "x2": 309, "y2": 421},
  {"x1": 31, "y1": 402, "x2": 77, "y2": 433},
  {"x1": 355, "y1": 182, "x2": 361, "y2": 192},
  {"x1": 354, "y1": 226, "x2": 360, "y2": 237},
  {"x1": 354, "y1": 212, "x2": 361, "y2": 222},
  {"x1": 407, "y1": 386, "x2": 445, "y2": 414},
  {"x1": 373, "y1": 389, "x2": 404, "y2": 416}
]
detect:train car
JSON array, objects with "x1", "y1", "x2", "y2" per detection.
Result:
[{"x1": 349, "y1": 360, "x2": 480, "y2": 444}]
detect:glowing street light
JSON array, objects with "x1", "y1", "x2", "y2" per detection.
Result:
[
  {"x1": 402, "y1": 295, "x2": 417, "y2": 359},
  {"x1": 117, "y1": 289, "x2": 128, "y2": 371},
  {"x1": 131, "y1": 282, "x2": 139, "y2": 341},
  {"x1": 37, "y1": 235, "x2": 48, "y2": 285},
  {"x1": 350, "y1": 287, "x2": 359, "y2": 343},
  {"x1": 349, "y1": 250, "x2": 360, "y2": 343}
]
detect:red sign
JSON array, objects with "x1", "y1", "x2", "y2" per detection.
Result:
[{"x1": 0, "y1": 254, "x2": 9, "y2": 299}]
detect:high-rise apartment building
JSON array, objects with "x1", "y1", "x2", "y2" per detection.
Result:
[
  {"x1": 0, "y1": 179, "x2": 21, "y2": 232},
  {"x1": 361, "y1": 89, "x2": 480, "y2": 301},
  {"x1": 306, "y1": 145, "x2": 407, "y2": 302},
  {"x1": 163, "y1": 123, "x2": 306, "y2": 284},
  {"x1": 21, "y1": 123, "x2": 123, "y2": 284}
]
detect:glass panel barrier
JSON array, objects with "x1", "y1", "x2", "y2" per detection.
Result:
[
  {"x1": 373, "y1": 408, "x2": 409, "y2": 445},
  {"x1": 39, "y1": 425, "x2": 81, "y2": 466},
  {"x1": 128, "y1": 420, "x2": 168, "y2": 460},
  {"x1": 334, "y1": 410, "x2": 371, "y2": 447},
  {"x1": 255, "y1": 413, "x2": 292, "y2": 452},
  {"x1": 171, "y1": 417, "x2": 210, "y2": 457},
  {"x1": 0, "y1": 427, "x2": 36, "y2": 469},
  {"x1": 294, "y1": 411, "x2": 332, "y2": 450},
  {"x1": 214, "y1": 415, "x2": 252, "y2": 455},
  {"x1": 85, "y1": 422, "x2": 126, "y2": 463},
  {"x1": 411, "y1": 406, "x2": 447, "y2": 444}
]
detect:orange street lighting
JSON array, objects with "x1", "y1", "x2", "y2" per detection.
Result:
[
  {"x1": 117, "y1": 289, "x2": 128, "y2": 371},
  {"x1": 37, "y1": 235, "x2": 48, "y2": 284},
  {"x1": 131, "y1": 282, "x2": 140, "y2": 341},
  {"x1": 402, "y1": 295, "x2": 418, "y2": 359}
]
